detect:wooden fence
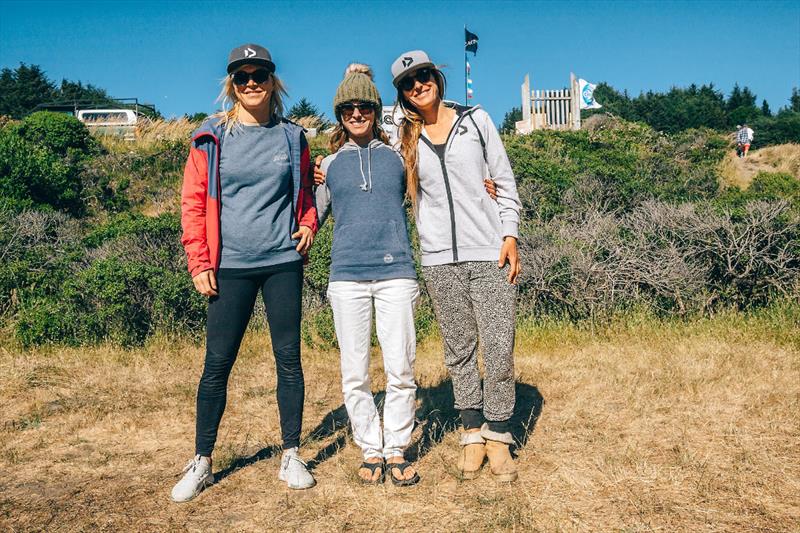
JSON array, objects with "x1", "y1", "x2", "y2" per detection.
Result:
[{"x1": 515, "y1": 73, "x2": 581, "y2": 132}]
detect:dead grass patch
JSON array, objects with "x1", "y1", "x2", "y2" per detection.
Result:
[
  {"x1": 1, "y1": 318, "x2": 798, "y2": 531},
  {"x1": 720, "y1": 143, "x2": 800, "y2": 189}
]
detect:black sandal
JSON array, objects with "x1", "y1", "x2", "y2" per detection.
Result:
[
  {"x1": 359, "y1": 460, "x2": 385, "y2": 485},
  {"x1": 387, "y1": 460, "x2": 420, "y2": 487}
]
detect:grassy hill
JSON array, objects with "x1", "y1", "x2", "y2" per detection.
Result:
[{"x1": 1, "y1": 114, "x2": 799, "y2": 530}]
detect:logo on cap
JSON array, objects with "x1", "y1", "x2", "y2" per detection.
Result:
[
  {"x1": 402, "y1": 57, "x2": 413, "y2": 68},
  {"x1": 244, "y1": 47, "x2": 256, "y2": 58}
]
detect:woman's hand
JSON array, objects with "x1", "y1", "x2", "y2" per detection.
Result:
[
  {"x1": 293, "y1": 225, "x2": 314, "y2": 255},
  {"x1": 314, "y1": 155, "x2": 326, "y2": 185},
  {"x1": 192, "y1": 269, "x2": 218, "y2": 297},
  {"x1": 484, "y1": 178, "x2": 497, "y2": 200},
  {"x1": 498, "y1": 236, "x2": 521, "y2": 284}
]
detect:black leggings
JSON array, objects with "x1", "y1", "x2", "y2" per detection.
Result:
[{"x1": 195, "y1": 261, "x2": 304, "y2": 456}]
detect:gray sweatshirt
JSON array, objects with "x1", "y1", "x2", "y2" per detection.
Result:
[
  {"x1": 218, "y1": 121, "x2": 300, "y2": 268},
  {"x1": 408, "y1": 103, "x2": 522, "y2": 267},
  {"x1": 316, "y1": 139, "x2": 416, "y2": 282}
]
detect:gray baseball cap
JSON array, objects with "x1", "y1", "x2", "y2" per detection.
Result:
[
  {"x1": 391, "y1": 50, "x2": 435, "y2": 87},
  {"x1": 227, "y1": 43, "x2": 275, "y2": 74}
]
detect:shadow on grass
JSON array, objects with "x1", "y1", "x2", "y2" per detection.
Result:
[
  {"x1": 406, "y1": 378, "x2": 544, "y2": 461},
  {"x1": 214, "y1": 378, "x2": 543, "y2": 481}
]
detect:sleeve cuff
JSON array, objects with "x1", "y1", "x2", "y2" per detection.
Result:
[{"x1": 502, "y1": 221, "x2": 519, "y2": 239}]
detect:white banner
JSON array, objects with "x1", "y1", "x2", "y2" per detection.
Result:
[{"x1": 579, "y1": 79, "x2": 602, "y2": 109}]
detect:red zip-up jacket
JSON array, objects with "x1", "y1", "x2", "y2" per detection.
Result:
[{"x1": 181, "y1": 116, "x2": 318, "y2": 277}]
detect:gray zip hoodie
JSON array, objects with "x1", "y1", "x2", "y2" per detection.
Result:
[{"x1": 410, "y1": 103, "x2": 522, "y2": 266}]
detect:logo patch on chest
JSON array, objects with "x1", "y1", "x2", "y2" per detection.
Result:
[
  {"x1": 273, "y1": 152, "x2": 289, "y2": 163},
  {"x1": 384, "y1": 254, "x2": 394, "y2": 264}
]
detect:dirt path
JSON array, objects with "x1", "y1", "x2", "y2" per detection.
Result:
[
  {"x1": 1, "y1": 326, "x2": 799, "y2": 532},
  {"x1": 720, "y1": 143, "x2": 800, "y2": 189}
]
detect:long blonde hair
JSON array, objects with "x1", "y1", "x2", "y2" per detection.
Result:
[
  {"x1": 213, "y1": 70, "x2": 288, "y2": 133},
  {"x1": 329, "y1": 63, "x2": 389, "y2": 152},
  {"x1": 395, "y1": 68, "x2": 447, "y2": 206}
]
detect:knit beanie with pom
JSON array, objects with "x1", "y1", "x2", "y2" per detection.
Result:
[{"x1": 333, "y1": 63, "x2": 381, "y2": 118}]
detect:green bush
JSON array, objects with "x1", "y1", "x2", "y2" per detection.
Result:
[
  {"x1": 18, "y1": 111, "x2": 98, "y2": 158},
  {"x1": 505, "y1": 120, "x2": 723, "y2": 220},
  {"x1": 0, "y1": 113, "x2": 96, "y2": 215},
  {"x1": 0, "y1": 128, "x2": 84, "y2": 213},
  {"x1": 16, "y1": 258, "x2": 205, "y2": 347}
]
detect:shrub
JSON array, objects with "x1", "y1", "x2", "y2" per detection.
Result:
[
  {"x1": 17, "y1": 111, "x2": 98, "y2": 158},
  {"x1": 0, "y1": 209, "x2": 78, "y2": 321},
  {"x1": 506, "y1": 119, "x2": 723, "y2": 220},
  {"x1": 0, "y1": 127, "x2": 84, "y2": 213},
  {"x1": 16, "y1": 257, "x2": 205, "y2": 347}
]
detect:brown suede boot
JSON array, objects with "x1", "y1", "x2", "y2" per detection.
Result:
[
  {"x1": 457, "y1": 428, "x2": 486, "y2": 479},
  {"x1": 481, "y1": 424, "x2": 518, "y2": 482}
]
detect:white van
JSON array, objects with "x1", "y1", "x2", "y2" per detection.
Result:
[{"x1": 76, "y1": 109, "x2": 138, "y2": 141}]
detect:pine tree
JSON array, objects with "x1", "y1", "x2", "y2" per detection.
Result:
[
  {"x1": 0, "y1": 64, "x2": 57, "y2": 118},
  {"x1": 761, "y1": 99, "x2": 772, "y2": 117},
  {"x1": 288, "y1": 97, "x2": 320, "y2": 119},
  {"x1": 499, "y1": 107, "x2": 522, "y2": 134},
  {"x1": 790, "y1": 87, "x2": 800, "y2": 113}
]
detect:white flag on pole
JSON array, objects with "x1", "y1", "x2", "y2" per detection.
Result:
[{"x1": 578, "y1": 79, "x2": 602, "y2": 109}]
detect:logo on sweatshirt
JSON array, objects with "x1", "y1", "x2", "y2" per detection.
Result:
[
  {"x1": 383, "y1": 254, "x2": 394, "y2": 264},
  {"x1": 458, "y1": 124, "x2": 468, "y2": 136},
  {"x1": 273, "y1": 152, "x2": 289, "y2": 163}
]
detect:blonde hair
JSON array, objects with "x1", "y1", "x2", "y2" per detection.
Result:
[
  {"x1": 212, "y1": 69, "x2": 288, "y2": 133},
  {"x1": 395, "y1": 68, "x2": 447, "y2": 207},
  {"x1": 329, "y1": 63, "x2": 389, "y2": 153}
]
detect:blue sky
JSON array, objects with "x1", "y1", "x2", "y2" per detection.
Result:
[{"x1": 1, "y1": 0, "x2": 798, "y2": 123}]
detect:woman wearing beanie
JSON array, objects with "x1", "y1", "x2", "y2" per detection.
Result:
[
  {"x1": 390, "y1": 50, "x2": 523, "y2": 482},
  {"x1": 316, "y1": 63, "x2": 420, "y2": 486},
  {"x1": 172, "y1": 43, "x2": 318, "y2": 502}
]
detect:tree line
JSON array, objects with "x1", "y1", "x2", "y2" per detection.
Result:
[{"x1": 500, "y1": 83, "x2": 800, "y2": 146}]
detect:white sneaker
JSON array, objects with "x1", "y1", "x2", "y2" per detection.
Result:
[
  {"x1": 278, "y1": 447, "x2": 316, "y2": 489},
  {"x1": 171, "y1": 455, "x2": 213, "y2": 502}
]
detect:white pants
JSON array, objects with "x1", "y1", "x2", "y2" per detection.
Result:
[{"x1": 327, "y1": 278, "x2": 419, "y2": 459}]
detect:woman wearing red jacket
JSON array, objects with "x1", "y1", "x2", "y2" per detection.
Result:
[{"x1": 172, "y1": 43, "x2": 318, "y2": 502}]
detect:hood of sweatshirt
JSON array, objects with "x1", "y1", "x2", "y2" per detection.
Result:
[{"x1": 336, "y1": 138, "x2": 386, "y2": 192}]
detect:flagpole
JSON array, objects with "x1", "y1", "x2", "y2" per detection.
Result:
[
  {"x1": 464, "y1": 25, "x2": 468, "y2": 105},
  {"x1": 464, "y1": 51, "x2": 468, "y2": 105}
]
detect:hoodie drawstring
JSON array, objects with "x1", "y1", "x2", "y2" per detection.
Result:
[{"x1": 357, "y1": 144, "x2": 373, "y2": 192}]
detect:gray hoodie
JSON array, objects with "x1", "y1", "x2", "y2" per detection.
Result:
[
  {"x1": 316, "y1": 139, "x2": 416, "y2": 282},
  {"x1": 409, "y1": 103, "x2": 522, "y2": 266}
]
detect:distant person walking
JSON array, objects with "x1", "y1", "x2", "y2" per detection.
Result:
[
  {"x1": 736, "y1": 124, "x2": 754, "y2": 158},
  {"x1": 391, "y1": 50, "x2": 522, "y2": 482},
  {"x1": 315, "y1": 63, "x2": 421, "y2": 486},
  {"x1": 172, "y1": 43, "x2": 318, "y2": 502}
]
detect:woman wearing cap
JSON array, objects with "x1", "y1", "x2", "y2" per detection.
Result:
[
  {"x1": 172, "y1": 43, "x2": 318, "y2": 501},
  {"x1": 315, "y1": 63, "x2": 420, "y2": 486},
  {"x1": 391, "y1": 50, "x2": 522, "y2": 482}
]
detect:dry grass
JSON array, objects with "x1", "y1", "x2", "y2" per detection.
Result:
[
  {"x1": 95, "y1": 118, "x2": 198, "y2": 153},
  {"x1": 1, "y1": 316, "x2": 799, "y2": 532},
  {"x1": 720, "y1": 143, "x2": 800, "y2": 189}
]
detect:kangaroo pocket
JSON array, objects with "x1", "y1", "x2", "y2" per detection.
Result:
[
  {"x1": 331, "y1": 220, "x2": 411, "y2": 269},
  {"x1": 452, "y1": 196, "x2": 503, "y2": 248}
]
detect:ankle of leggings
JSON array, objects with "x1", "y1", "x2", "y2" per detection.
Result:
[
  {"x1": 486, "y1": 420, "x2": 510, "y2": 434},
  {"x1": 461, "y1": 409, "x2": 484, "y2": 430}
]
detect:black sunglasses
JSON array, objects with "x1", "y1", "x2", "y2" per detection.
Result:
[
  {"x1": 231, "y1": 69, "x2": 271, "y2": 86},
  {"x1": 399, "y1": 68, "x2": 433, "y2": 91},
  {"x1": 338, "y1": 102, "x2": 376, "y2": 114}
]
